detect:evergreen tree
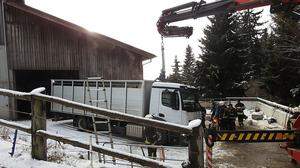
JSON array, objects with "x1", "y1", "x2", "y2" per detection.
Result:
[
  {"x1": 182, "y1": 45, "x2": 196, "y2": 86},
  {"x1": 262, "y1": 14, "x2": 300, "y2": 105},
  {"x1": 196, "y1": 13, "x2": 247, "y2": 97},
  {"x1": 158, "y1": 71, "x2": 166, "y2": 81},
  {"x1": 237, "y1": 10, "x2": 265, "y2": 78},
  {"x1": 194, "y1": 60, "x2": 220, "y2": 97},
  {"x1": 167, "y1": 56, "x2": 182, "y2": 83}
]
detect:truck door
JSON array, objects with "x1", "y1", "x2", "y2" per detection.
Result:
[{"x1": 158, "y1": 89, "x2": 182, "y2": 125}]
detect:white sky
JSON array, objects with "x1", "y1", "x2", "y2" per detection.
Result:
[{"x1": 25, "y1": 0, "x2": 271, "y2": 80}]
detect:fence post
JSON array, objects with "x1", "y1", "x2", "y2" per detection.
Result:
[
  {"x1": 206, "y1": 135, "x2": 213, "y2": 168},
  {"x1": 31, "y1": 98, "x2": 47, "y2": 160},
  {"x1": 188, "y1": 125, "x2": 204, "y2": 168}
]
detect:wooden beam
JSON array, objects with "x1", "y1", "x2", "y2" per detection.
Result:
[
  {"x1": 188, "y1": 125, "x2": 204, "y2": 168},
  {"x1": 0, "y1": 88, "x2": 31, "y2": 101},
  {"x1": 4, "y1": 2, "x2": 156, "y2": 61},
  {"x1": 0, "y1": 89, "x2": 192, "y2": 134},
  {"x1": 0, "y1": 119, "x2": 31, "y2": 133},
  {"x1": 32, "y1": 94, "x2": 192, "y2": 135},
  {"x1": 31, "y1": 98, "x2": 47, "y2": 161},
  {"x1": 37, "y1": 130, "x2": 171, "y2": 168}
]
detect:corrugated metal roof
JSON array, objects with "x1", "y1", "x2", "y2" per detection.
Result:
[{"x1": 4, "y1": 1, "x2": 156, "y2": 60}]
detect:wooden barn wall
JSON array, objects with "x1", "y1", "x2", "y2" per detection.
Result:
[
  {"x1": 0, "y1": 2, "x2": 4, "y2": 45},
  {"x1": 4, "y1": 5, "x2": 143, "y2": 80}
]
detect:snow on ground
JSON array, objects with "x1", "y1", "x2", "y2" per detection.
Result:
[
  {"x1": 0, "y1": 119, "x2": 236, "y2": 168},
  {"x1": 0, "y1": 122, "x2": 113, "y2": 168},
  {"x1": 0, "y1": 108, "x2": 284, "y2": 168},
  {"x1": 0, "y1": 144, "x2": 114, "y2": 168},
  {"x1": 0, "y1": 139, "x2": 77, "y2": 168},
  {"x1": 244, "y1": 109, "x2": 284, "y2": 130},
  {"x1": 0, "y1": 120, "x2": 189, "y2": 168}
]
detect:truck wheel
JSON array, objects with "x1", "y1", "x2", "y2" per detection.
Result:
[
  {"x1": 165, "y1": 132, "x2": 180, "y2": 145},
  {"x1": 157, "y1": 129, "x2": 168, "y2": 145},
  {"x1": 179, "y1": 135, "x2": 188, "y2": 146},
  {"x1": 73, "y1": 116, "x2": 79, "y2": 127},
  {"x1": 160, "y1": 133, "x2": 168, "y2": 145},
  {"x1": 78, "y1": 117, "x2": 89, "y2": 131}
]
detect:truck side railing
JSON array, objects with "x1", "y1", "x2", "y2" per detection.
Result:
[
  {"x1": 0, "y1": 87, "x2": 204, "y2": 168},
  {"x1": 200, "y1": 96, "x2": 299, "y2": 127},
  {"x1": 201, "y1": 96, "x2": 298, "y2": 113},
  {"x1": 51, "y1": 79, "x2": 150, "y2": 120}
]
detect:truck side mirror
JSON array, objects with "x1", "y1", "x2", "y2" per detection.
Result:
[{"x1": 171, "y1": 91, "x2": 179, "y2": 110}]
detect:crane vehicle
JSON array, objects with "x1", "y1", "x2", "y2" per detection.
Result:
[
  {"x1": 157, "y1": 0, "x2": 300, "y2": 164},
  {"x1": 157, "y1": 0, "x2": 300, "y2": 38}
]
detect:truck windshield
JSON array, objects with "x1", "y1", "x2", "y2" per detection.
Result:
[{"x1": 180, "y1": 88, "x2": 201, "y2": 112}]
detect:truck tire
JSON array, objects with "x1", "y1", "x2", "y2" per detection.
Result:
[
  {"x1": 78, "y1": 116, "x2": 91, "y2": 130},
  {"x1": 163, "y1": 132, "x2": 185, "y2": 146},
  {"x1": 178, "y1": 135, "x2": 188, "y2": 146},
  {"x1": 73, "y1": 116, "x2": 79, "y2": 127},
  {"x1": 159, "y1": 131, "x2": 169, "y2": 145}
]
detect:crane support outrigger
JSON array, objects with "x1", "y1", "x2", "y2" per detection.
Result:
[{"x1": 157, "y1": 0, "x2": 300, "y2": 38}]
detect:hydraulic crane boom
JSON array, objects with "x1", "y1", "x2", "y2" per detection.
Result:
[{"x1": 157, "y1": 0, "x2": 300, "y2": 37}]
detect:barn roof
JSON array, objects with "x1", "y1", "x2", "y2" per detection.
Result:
[{"x1": 5, "y1": 1, "x2": 156, "y2": 60}]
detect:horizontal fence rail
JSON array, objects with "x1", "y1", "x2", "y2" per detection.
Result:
[
  {"x1": 37, "y1": 130, "x2": 171, "y2": 168},
  {"x1": 0, "y1": 87, "x2": 203, "y2": 167},
  {"x1": 201, "y1": 96, "x2": 299, "y2": 113},
  {"x1": 0, "y1": 88, "x2": 31, "y2": 101},
  {"x1": 0, "y1": 88, "x2": 192, "y2": 135},
  {"x1": 0, "y1": 119, "x2": 31, "y2": 133},
  {"x1": 227, "y1": 97, "x2": 299, "y2": 113},
  {"x1": 34, "y1": 93, "x2": 193, "y2": 134}
]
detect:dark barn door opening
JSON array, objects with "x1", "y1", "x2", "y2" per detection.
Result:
[{"x1": 15, "y1": 70, "x2": 79, "y2": 119}]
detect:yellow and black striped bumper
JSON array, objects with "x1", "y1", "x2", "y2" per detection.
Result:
[{"x1": 215, "y1": 130, "x2": 295, "y2": 142}]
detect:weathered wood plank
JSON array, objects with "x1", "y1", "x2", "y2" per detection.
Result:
[
  {"x1": 31, "y1": 98, "x2": 47, "y2": 160},
  {"x1": 37, "y1": 130, "x2": 171, "y2": 168},
  {"x1": 0, "y1": 1, "x2": 4, "y2": 45},
  {"x1": 0, "y1": 119, "x2": 31, "y2": 133},
  {"x1": 0, "y1": 87, "x2": 192, "y2": 134},
  {"x1": 188, "y1": 125, "x2": 204, "y2": 168},
  {"x1": 4, "y1": 4, "x2": 146, "y2": 80},
  {"x1": 0, "y1": 88, "x2": 31, "y2": 100},
  {"x1": 33, "y1": 93, "x2": 192, "y2": 134}
]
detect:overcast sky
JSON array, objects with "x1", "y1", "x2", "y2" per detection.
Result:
[{"x1": 25, "y1": 0, "x2": 270, "y2": 80}]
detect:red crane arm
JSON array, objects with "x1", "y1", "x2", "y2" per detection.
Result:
[{"x1": 157, "y1": 0, "x2": 300, "y2": 38}]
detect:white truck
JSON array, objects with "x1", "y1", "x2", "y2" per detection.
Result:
[{"x1": 51, "y1": 79, "x2": 203, "y2": 141}]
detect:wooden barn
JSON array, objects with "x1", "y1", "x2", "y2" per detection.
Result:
[{"x1": 0, "y1": 0, "x2": 155, "y2": 119}]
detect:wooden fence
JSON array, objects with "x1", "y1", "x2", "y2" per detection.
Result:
[{"x1": 0, "y1": 88, "x2": 204, "y2": 168}]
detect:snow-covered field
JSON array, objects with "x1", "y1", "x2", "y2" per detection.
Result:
[
  {"x1": 0, "y1": 108, "x2": 284, "y2": 168},
  {"x1": 0, "y1": 120, "x2": 113, "y2": 168},
  {"x1": 0, "y1": 120, "x2": 189, "y2": 168}
]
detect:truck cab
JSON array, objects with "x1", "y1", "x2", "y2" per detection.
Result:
[{"x1": 149, "y1": 82, "x2": 203, "y2": 125}]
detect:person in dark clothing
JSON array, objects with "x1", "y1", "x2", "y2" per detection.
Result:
[
  {"x1": 210, "y1": 101, "x2": 223, "y2": 130},
  {"x1": 210, "y1": 101, "x2": 220, "y2": 130},
  {"x1": 227, "y1": 104, "x2": 237, "y2": 130},
  {"x1": 287, "y1": 112, "x2": 300, "y2": 147},
  {"x1": 144, "y1": 115, "x2": 161, "y2": 158},
  {"x1": 199, "y1": 104, "x2": 207, "y2": 127},
  {"x1": 211, "y1": 101, "x2": 218, "y2": 119},
  {"x1": 144, "y1": 126, "x2": 160, "y2": 158},
  {"x1": 218, "y1": 101, "x2": 229, "y2": 130},
  {"x1": 235, "y1": 100, "x2": 246, "y2": 126}
]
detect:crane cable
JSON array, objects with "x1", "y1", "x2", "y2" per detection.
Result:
[{"x1": 159, "y1": 36, "x2": 166, "y2": 80}]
